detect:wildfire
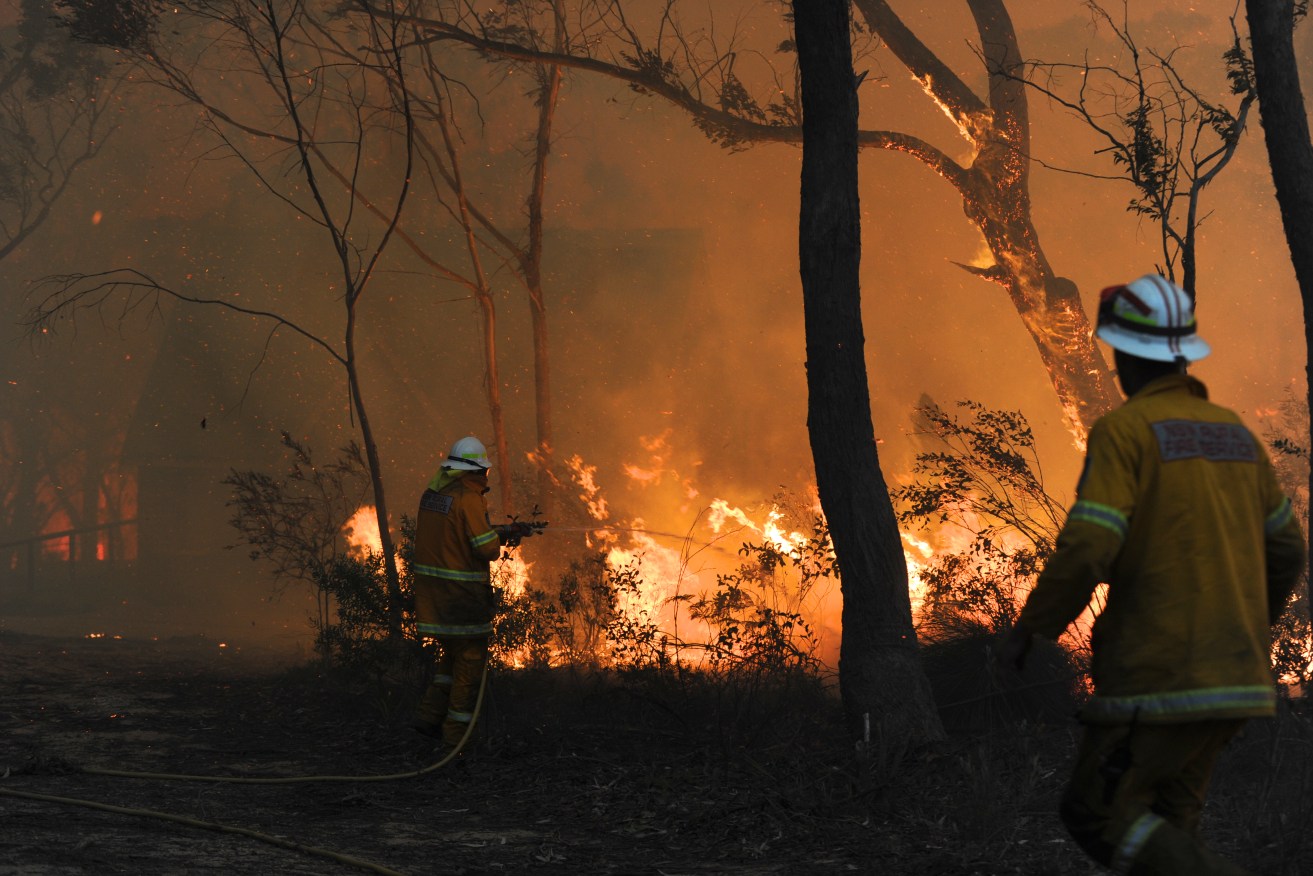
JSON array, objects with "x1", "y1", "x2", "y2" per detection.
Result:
[
  {"x1": 343, "y1": 505, "x2": 382, "y2": 557},
  {"x1": 705, "y1": 499, "x2": 809, "y2": 555},
  {"x1": 565, "y1": 454, "x2": 610, "y2": 525},
  {"x1": 901, "y1": 532, "x2": 934, "y2": 618}
]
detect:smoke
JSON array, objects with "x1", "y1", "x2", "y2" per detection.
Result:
[{"x1": 0, "y1": 2, "x2": 1305, "y2": 649}]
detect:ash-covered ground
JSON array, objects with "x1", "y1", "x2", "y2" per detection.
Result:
[{"x1": 1, "y1": 631, "x2": 1306, "y2": 875}]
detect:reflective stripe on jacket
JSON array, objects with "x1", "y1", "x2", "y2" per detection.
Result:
[
  {"x1": 1018, "y1": 374, "x2": 1305, "y2": 724},
  {"x1": 411, "y1": 471, "x2": 502, "y2": 636}
]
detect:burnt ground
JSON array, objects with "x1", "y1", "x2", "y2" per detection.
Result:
[{"x1": 1, "y1": 632, "x2": 1309, "y2": 876}]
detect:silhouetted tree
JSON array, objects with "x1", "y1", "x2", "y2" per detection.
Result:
[
  {"x1": 795, "y1": 0, "x2": 944, "y2": 747},
  {"x1": 1015, "y1": 2, "x2": 1256, "y2": 298},
  {"x1": 35, "y1": 0, "x2": 417, "y2": 636},
  {"x1": 393, "y1": 0, "x2": 1123, "y2": 437},
  {"x1": 1246, "y1": 0, "x2": 1313, "y2": 511},
  {"x1": 0, "y1": 1, "x2": 117, "y2": 260}
]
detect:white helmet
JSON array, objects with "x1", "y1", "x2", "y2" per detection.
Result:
[
  {"x1": 1095, "y1": 274, "x2": 1211, "y2": 363},
  {"x1": 445, "y1": 436, "x2": 491, "y2": 471}
]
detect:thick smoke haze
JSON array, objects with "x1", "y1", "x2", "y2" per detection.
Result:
[{"x1": 0, "y1": 1, "x2": 1306, "y2": 654}]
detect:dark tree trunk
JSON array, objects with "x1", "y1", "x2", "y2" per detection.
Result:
[
  {"x1": 1245, "y1": 0, "x2": 1313, "y2": 603},
  {"x1": 1246, "y1": 1, "x2": 1313, "y2": 421},
  {"x1": 794, "y1": 0, "x2": 944, "y2": 747}
]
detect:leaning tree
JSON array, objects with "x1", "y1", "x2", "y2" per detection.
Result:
[{"x1": 389, "y1": 0, "x2": 1124, "y2": 439}]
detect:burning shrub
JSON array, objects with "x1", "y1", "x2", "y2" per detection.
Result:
[
  {"x1": 490, "y1": 579, "x2": 562, "y2": 670},
  {"x1": 1264, "y1": 393, "x2": 1312, "y2": 691},
  {"x1": 894, "y1": 399, "x2": 1064, "y2": 639},
  {"x1": 893, "y1": 399, "x2": 1088, "y2": 726},
  {"x1": 684, "y1": 537, "x2": 822, "y2": 677},
  {"x1": 604, "y1": 556, "x2": 670, "y2": 672}
]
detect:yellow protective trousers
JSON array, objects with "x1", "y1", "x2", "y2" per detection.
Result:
[
  {"x1": 1059, "y1": 719, "x2": 1250, "y2": 875},
  {"x1": 416, "y1": 636, "x2": 488, "y2": 747}
]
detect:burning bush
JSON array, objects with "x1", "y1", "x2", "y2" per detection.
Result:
[
  {"x1": 1263, "y1": 392, "x2": 1313, "y2": 691},
  {"x1": 893, "y1": 399, "x2": 1066, "y2": 640}
]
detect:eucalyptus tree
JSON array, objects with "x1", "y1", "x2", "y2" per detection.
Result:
[
  {"x1": 0, "y1": 3, "x2": 122, "y2": 565},
  {"x1": 388, "y1": 0, "x2": 1123, "y2": 438},
  {"x1": 795, "y1": 0, "x2": 944, "y2": 744},
  {"x1": 38, "y1": 0, "x2": 418, "y2": 634},
  {"x1": 1, "y1": 0, "x2": 118, "y2": 261},
  {"x1": 1015, "y1": 2, "x2": 1257, "y2": 298}
]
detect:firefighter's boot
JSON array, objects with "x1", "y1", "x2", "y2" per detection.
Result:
[
  {"x1": 413, "y1": 677, "x2": 451, "y2": 738},
  {"x1": 442, "y1": 636, "x2": 489, "y2": 747},
  {"x1": 1127, "y1": 819, "x2": 1252, "y2": 875}
]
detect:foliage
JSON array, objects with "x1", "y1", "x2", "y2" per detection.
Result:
[
  {"x1": 1018, "y1": 2, "x2": 1256, "y2": 291},
  {"x1": 685, "y1": 536, "x2": 824, "y2": 676},
  {"x1": 1263, "y1": 392, "x2": 1312, "y2": 689},
  {"x1": 490, "y1": 573, "x2": 563, "y2": 671},
  {"x1": 894, "y1": 399, "x2": 1065, "y2": 637},
  {"x1": 554, "y1": 553, "x2": 621, "y2": 666},
  {"x1": 915, "y1": 535, "x2": 1045, "y2": 637},
  {"x1": 54, "y1": 0, "x2": 160, "y2": 52},
  {"x1": 603, "y1": 556, "x2": 670, "y2": 673},
  {"x1": 0, "y1": 1, "x2": 117, "y2": 261},
  {"x1": 313, "y1": 550, "x2": 414, "y2": 673},
  {"x1": 223, "y1": 432, "x2": 371, "y2": 601}
]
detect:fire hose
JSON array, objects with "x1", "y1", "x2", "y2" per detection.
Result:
[
  {"x1": 1, "y1": 519, "x2": 780, "y2": 869},
  {"x1": 0, "y1": 786, "x2": 407, "y2": 876},
  {"x1": 0, "y1": 663, "x2": 490, "y2": 875}
]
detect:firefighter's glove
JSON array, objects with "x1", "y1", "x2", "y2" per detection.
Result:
[
  {"x1": 995, "y1": 623, "x2": 1034, "y2": 672},
  {"x1": 494, "y1": 521, "x2": 536, "y2": 548}
]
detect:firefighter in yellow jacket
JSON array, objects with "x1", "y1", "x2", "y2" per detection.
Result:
[
  {"x1": 411, "y1": 436, "x2": 503, "y2": 747},
  {"x1": 999, "y1": 275, "x2": 1305, "y2": 875}
]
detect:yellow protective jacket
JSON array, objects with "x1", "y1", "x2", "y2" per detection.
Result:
[
  {"x1": 412, "y1": 469, "x2": 502, "y2": 636},
  {"x1": 1018, "y1": 374, "x2": 1305, "y2": 724}
]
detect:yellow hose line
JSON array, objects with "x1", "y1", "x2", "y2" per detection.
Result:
[
  {"x1": 79, "y1": 661, "x2": 489, "y2": 785},
  {"x1": 0, "y1": 786, "x2": 407, "y2": 876}
]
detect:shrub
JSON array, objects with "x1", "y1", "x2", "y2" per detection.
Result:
[
  {"x1": 893, "y1": 399, "x2": 1064, "y2": 639},
  {"x1": 223, "y1": 433, "x2": 373, "y2": 636},
  {"x1": 1264, "y1": 392, "x2": 1312, "y2": 690}
]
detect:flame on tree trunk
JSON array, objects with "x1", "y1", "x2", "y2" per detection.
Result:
[
  {"x1": 404, "y1": 0, "x2": 1123, "y2": 439},
  {"x1": 795, "y1": 0, "x2": 945, "y2": 746},
  {"x1": 853, "y1": 0, "x2": 1122, "y2": 439}
]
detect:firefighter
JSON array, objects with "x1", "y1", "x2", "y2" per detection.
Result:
[
  {"x1": 998, "y1": 274, "x2": 1305, "y2": 875},
  {"x1": 411, "y1": 436, "x2": 504, "y2": 747}
]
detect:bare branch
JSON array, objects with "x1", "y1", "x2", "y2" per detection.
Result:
[{"x1": 26, "y1": 268, "x2": 348, "y2": 367}]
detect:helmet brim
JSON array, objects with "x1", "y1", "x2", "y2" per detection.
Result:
[
  {"x1": 445, "y1": 459, "x2": 489, "y2": 471},
  {"x1": 1096, "y1": 323, "x2": 1211, "y2": 363}
]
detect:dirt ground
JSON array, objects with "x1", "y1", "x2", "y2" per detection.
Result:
[{"x1": 1, "y1": 630, "x2": 1307, "y2": 875}]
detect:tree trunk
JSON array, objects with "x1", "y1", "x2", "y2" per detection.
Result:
[
  {"x1": 523, "y1": 37, "x2": 564, "y2": 518},
  {"x1": 1245, "y1": 0, "x2": 1313, "y2": 600},
  {"x1": 345, "y1": 311, "x2": 405, "y2": 636},
  {"x1": 794, "y1": 0, "x2": 945, "y2": 747},
  {"x1": 854, "y1": 0, "x2": 1122, "y2": 438}
]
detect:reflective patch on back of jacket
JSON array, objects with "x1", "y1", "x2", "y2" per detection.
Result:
[
  {"x1": 1150, "y1": 420, "x2": 1257, "y2": 463},
  {"x1": 419, "y1": 489, "x2": 455, "y2": 514}
]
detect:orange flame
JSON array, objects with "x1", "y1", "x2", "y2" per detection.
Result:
[{"x1": 343, "y1": 505, "x2": 382, "y2": 558}]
